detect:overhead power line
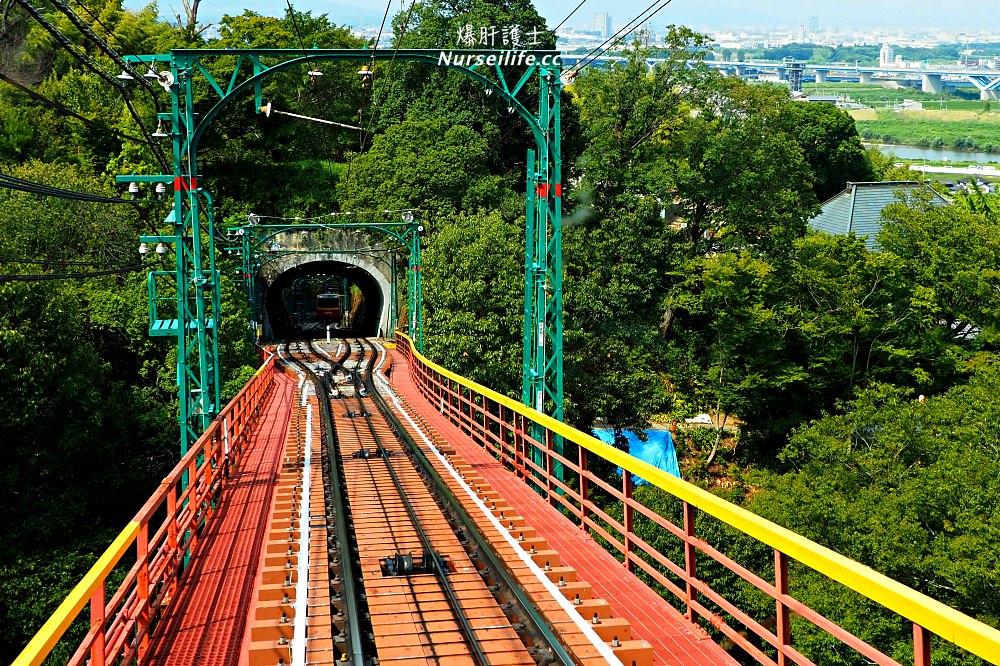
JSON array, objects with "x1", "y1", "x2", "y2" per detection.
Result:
[
  {"x1": 0, "y1": 174, "x2": 174, "y2": 260},
  {"x1": 366, "y1": 0, "x2": 416, "y2": 115},
  {"x1": 71, "y1": 0, "x2": 151, "y2": 61},
  {"x1": 371, "y1": 0, "x2": 392, "y2": 49},
  {"x1": 0, "y1": 263, "x2": 143, "y2": 282},
  {"x1": 13, "y1": 0, "x2": 124, "y2": 88},
  {"x1": 12, "y1": 0, "x2": 168, "y2": 170},
  {"x1": 285, "y1": 0, "x2": 309, "y2": 54},
  {"x1": 0, "y1": 172, "x2": 155, "y2": 204},
  {"x1": 49, "y1": 0, "x2": 161, "y2": 110},
  {"x1": 0, "y1": 71, "x2": 147, "y2": 144},
  {"x1": 568, "y1": 0, "x2": 677, "y2": 75},
  {"x1": 0, "y1": 256, "x2": 130, "y2": 266}
]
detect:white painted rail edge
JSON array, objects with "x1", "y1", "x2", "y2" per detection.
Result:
[
  {"x1": 372, "y1": 342, "x2": 626, "y2": 666},
  {"x1": 275, "y1": 344, "x2": 313, "y2": 665}
]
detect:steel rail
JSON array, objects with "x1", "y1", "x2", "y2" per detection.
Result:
[
  {"x1": 311, "y1": 338, "x2": 491, "y2": 666},
  {"x1": 280, "y1": 341, "x2": 368, "y2": 665},
  {"x1": 359, "y1": 340, "x2": 579, "y2": 666}
]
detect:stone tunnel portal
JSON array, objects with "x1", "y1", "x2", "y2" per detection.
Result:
[{"x1": 264, "y1": 259, "x2": 392, "y2": 340}]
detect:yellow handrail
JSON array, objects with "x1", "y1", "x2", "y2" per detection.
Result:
[
  {"x1": 12, "y1": 523, "x2": 140, "y2": 666},
  {"x1": 13, "y1": 355, "x2": 278, "y2": 666},
  {"x1": 396, "y1": 332, "x2": 1000, "y2": 663}
]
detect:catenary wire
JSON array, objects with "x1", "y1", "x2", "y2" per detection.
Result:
[
  {"x1": 342, "y1": 0, "x2": 393, "y2": 197},
  {"x1": 342, "y1": 0, "x2": 415, "y2": 197},
  {"x1": 567, "y1": 0, "x2": 676, "y2": 75},
  {"x1": 246, "y1": 207, "x2": 422, "y2": 223},
  {"x1": 12, "y1": 0, "x2": 168, "y2": 170},
  {"x1": 0, "y1": 71, "x2": 148, "y2": 144},
  {"x1": 362, "y1": 0, "x2": 416, "y2": 137}
]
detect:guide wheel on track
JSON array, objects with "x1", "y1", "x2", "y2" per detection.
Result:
[{"x1": 381, "y1": 551, "x2": 435, "y2": 577}]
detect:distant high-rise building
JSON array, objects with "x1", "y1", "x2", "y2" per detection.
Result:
[
  {"x1": 592, "y1": 12, "x2": 612, "y2": 38},
  {"x1": 809, "y1": 16, "x2": 820, "y2": 33},
  {"x1": 879, "y1": 43, "x2": 893, "y2": 67}
]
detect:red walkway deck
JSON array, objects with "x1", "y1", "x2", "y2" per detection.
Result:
[
  {"x1": 387, "y1": 350, "x2": 739, "y2": 666},
  {"x1": 143, "y1": 371, "x2": 295, "y2": 666}
]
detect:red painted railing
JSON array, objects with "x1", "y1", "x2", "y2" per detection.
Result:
[
  {"x1": 14, "y1": 355, "x2": 280, "y2": 666},
  {"x1": 396, "y1": 332, "x2": 1000, "y2": 666}
]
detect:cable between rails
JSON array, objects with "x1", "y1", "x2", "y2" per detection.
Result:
[
  {"x1": 366, "y1": 339, "x2": 593, "y2": 665},
  {"x1": 351, "y1": 338, "x2": 491, "y2": 666}
]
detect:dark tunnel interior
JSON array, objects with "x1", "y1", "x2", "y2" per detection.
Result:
[{"x1": 264, "y1": 261, "x2": 384, "y2": 340}]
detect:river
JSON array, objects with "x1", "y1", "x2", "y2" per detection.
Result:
[{"x1": 864, "y1": 143, "x2": 1000, "y2": 164}]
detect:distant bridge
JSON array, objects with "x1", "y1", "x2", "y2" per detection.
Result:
[{"x1": 561, "y1": 55, "x2": 1000, "y2": 99}]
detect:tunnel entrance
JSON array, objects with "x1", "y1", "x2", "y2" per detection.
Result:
[{"x1": 264, "y1": 260, "x2": 389, "y2": 340}]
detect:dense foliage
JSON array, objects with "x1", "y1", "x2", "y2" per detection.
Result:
[
  {"x1": 0, "y1": 162, "x2": 178, "y2": 660},
  {"x1": 748, "y1": 372, "x2": 1000, "y2": 665},
  {"x1": 2, "y1": 0, "x2": 998, "y2": 663},
  {"x1": 0, "y1": 2, "x2": 288, "y2": 659}
]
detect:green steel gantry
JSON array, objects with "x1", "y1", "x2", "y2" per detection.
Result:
[
  {"x1": 228, "y1": 220, "x2": 423, "y2": 350},
  {"x1": 119, "y1": 48, "x2": 563, "y2": 458}
]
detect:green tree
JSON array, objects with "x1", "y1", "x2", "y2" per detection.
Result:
[
  {"x1": 564, "y1": 197, "x2": 674, "y2": 433},
  {"x1": 864, "y1": 147, "x2": 919, "y2": 182},
  {"x1": 370, "y1": 0, "x2": 555, "y2": 176},
  {"x1": 572, "y1": 28, "x2": 711, "y2": 201},
  {"x1": 664, "y1": 251, "x2": 806, "y2": 459},
  {"x1": 0, "y1": 163, "x2": 174, "y2": 658},
  {"x1": 952, "y1": 185, "x2": 1000, "y2": 222},
  {"x1": 750, "y1": 375, "x2": 1000, "y2": 665},
  {"x1": 666, "y1": 79, "x2": 818, "y2": 259},
  {"x1": 564, "y1": 31, "x2": 824, "y2": 448},
  {"x1": 202, "y1": 10, "x2": 365, "y2": 220},
  {"x1": 784, "y1": 232, "x2": 917, "y2": 395},
  {"x1": 340, "y1": 117, "x2": 510, "y2": 214},
  {"x1": 778, "y1": 101, "x2": 874, "y2": 201},
  {"x1": 662, "y1": 228, "x2": 953, "y2": 456},
  {"x1": 880, "y1": 196, "x2": 1000, "y2": 362},
  {"x1": 422, "y1": 210, "x2": 524, "y2": 393}
]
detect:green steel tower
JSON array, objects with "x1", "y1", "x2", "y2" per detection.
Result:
[{"x1": 120, "y1": 48, "x2": 563, "y2": 458}]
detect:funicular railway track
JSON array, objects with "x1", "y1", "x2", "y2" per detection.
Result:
[{"x1": 280, "y1": 338, "x2": 577, "y2": 666}]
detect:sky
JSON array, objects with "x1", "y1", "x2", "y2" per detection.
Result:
[{"x1": 137, "y1": 0, "x2": 1000, "y2": 34}]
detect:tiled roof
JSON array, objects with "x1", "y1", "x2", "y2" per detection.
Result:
[{"x1": 809, "y1": 181, "x2": 950, "y2": 250}]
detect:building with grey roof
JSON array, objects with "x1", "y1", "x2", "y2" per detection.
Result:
[{"x1": 809, "y1": 181, "x2": 950, "y2": 250}]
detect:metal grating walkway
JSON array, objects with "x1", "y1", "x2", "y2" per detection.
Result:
[{"x1": 142, "y1": 371, "x2": 295, "y2": 666}]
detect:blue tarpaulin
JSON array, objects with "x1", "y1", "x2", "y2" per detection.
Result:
[{"x1": 592, "y1": 429, "x2": 681, "y2": 483}]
